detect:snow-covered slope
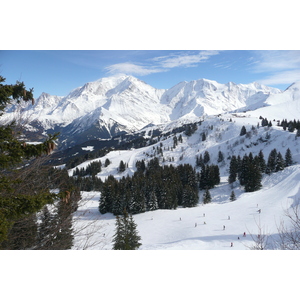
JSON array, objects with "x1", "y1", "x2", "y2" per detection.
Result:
[
  {"x1": 161, "y1": 79, "x2": 280, "y2": 119},
  {"x1": 0, "y1": 75, "x2": 282, "y2": 148},
  {"x1": 70, "y1": 110, "x2": 300, "y2": 250},
  {"x1": 248, "y1": 81, "x2": 300, "y2": 120}
]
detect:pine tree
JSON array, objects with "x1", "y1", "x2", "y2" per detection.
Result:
[
  {"x1": 275, "y1": 152, "x2": 285, "y2": 172},
  {"x1": 228, "y1": 155, "x2": 238, "y2": 184},
  {"x1": 244, "y1": 161, "x2": 262, "y2": 192},
  {"x1": 0, "y1": 75, "x2": 59, "y2": 246},
  {"x1": 240, "y1": 125, "x2": 247, "y2": 136},
  {"x1": 112, "y1": 210, "x2": 141, "y2": 250},
  {"x1": 257, "y1": 150, "x2": 266, "y2": 173},
  {"x1": 118, "y1": 160, "x2": 126, "y2": 173},
  {"x1": 217, "y1": 151, "x2": 224, "y2": 163},
  {"x1": 285, "y1": 148, "x2": 293, "y2": 167},
  {"x1": 203, "y1": 151, "x2": 210, "y2": 164},
  {"x1": 203, "y1": 189, "x2": 211, "y2": 204},
  {"x1": 182, "y1": 186, "x2": 198, "y2": 207},
  {"x1": 266, "y1": 149, "x2": 277, "y2": 174},
  {"x1": 230, "y1": 191, "x2": 236, "y2": 201}
]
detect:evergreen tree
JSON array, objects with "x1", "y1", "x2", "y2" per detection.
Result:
[
  {"x1": 240, "y1": 125, "x2": 247, "y2": 136},
  {"x1": 112, "y1": 210, "x2": 141, "y2": 250},
  {"x1": 0, "y1": 75, "x2": 60, "y2": 246},
  {"x1": 275, "y1": 152, "x2": 285, "y2": 172},
  {"x1": 112, "y1": 215, "x2": 126, "y2": 250},
  {"x1": 285, "y1": 148, "x2": 293, "y2": 167},
  {"x1": 203, "y1": 151, "x2": 210, "y2": 164},
  {"x1": 230, "y1": 190, "x2": 236, "y2": 201},
  {"x1": 244, "y1": 161, "x2": 262, "y2": 192},
  {"x1": 37, "y1": 206, "x2": 54, "y2": 249},
  {"x1": 257, "y1": 150, "x2": 266, "y2": 173},
  {"x1": 266, "y1": 149, "x2": 277, "y2": 174},
  {"x1": 118, "y1": 160, "x2": 126, "y2": 173},
  {"x1": 228, "y1": 155, "x2": 238, "y2": 184},
  {"x1": 217, "y1": 151, "x2": 224, "y2": 163},
  {"x1": 182, "y1": 186, "x2": 198, "y2": 208},
  {"x1": 147, "y1": 190, "x2": 158, "y2": 211},
  {"x1": 196, "y1": 154, "x2": 204, "y2": 168},
  {"x1": 203, "y1": 189, "x2": 211, "y2": 204}
]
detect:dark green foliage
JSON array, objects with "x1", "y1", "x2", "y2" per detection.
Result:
[
  {"x1": 196, "y1": 154, "x2": 204, "y2": 168},
  {"x1": 104, "y1": 158, "x2": 111, "y2": 167},
  {"x1": 230, "y1": 191, "x2": 236, "y2": 201},
  {"x1": 257, "y1": 150, "x2": 266, "y2": 173},
  {"x1": 112, "y1": 210, "x2": 141, "y2": 250},
  {"x1": 73, "y1": 160, "x2": 102, "y2": 177},
  {"x1": 266, "y1": 149, "x2": 278, "y2": 174},
  {"x1": 228, "y1": 155, "x2": 238, "y2": 184},
  {"x1": 135, "y1": 159, "x2": 146, "y2": 173},
  {"x1": 99, "y1": 159, "x2": 199, "y2": 215},
  {"x1": 0, "y1": 76, "x2": 82, "y2": 249},
  {"x1": 0, "y1": 76, "x2": 64, "y2": 246},
  {"x1": 261, "y1": 118, "x2": 269, "y2": 127},
  {"x1": 275, "y1": 152, "x2": 285, "y2": 172},
  {"x1": 203, "y1": 151, "x2": 210, "y2": 164},
  {"x1": 203, "y1": 189, "x2": 211, "y2": 204},
  {"x1": 231, "y1": 152, "x2": 262, "y2": 193},
  {"x1": 217, "y1": 151, "x2": 224, "y2": 163},
  {"x1": 285, "y1": 148, "x2": 293, "y2": 167},
  {"x1": 118, "y1": 160, "x2": 126, "y2": 173},
  {"x1": 240, "y1": 126, "x2": 247, "y2": 136},
  {"x1": 244, "y1": 160, "x2": 262, "y2": 192},
  {"x1": 184, "y1": 123, "x2": 197, "y2": 136},
  {"x1": 199, "y1": 164, "x2": 220, "y2": 190}
]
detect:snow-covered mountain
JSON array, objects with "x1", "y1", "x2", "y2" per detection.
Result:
[{"x1": 0, "y1": 75, "x2": 287, "y2": 148}]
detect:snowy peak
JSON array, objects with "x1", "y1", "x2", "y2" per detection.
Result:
[
  {"x1": 0, "y1": 75, "x2": 288, "y2": 148},
  {"x1": 161, "y1": 78, "x2": 281, "y2": 119},
  {"x1": 265, "y1": 81, "x2": 300, "y2": 106}
]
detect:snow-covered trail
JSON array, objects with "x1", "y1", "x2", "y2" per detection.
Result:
[{"x1": 72, "y1": 165, "x2": 300, "y2": 250}]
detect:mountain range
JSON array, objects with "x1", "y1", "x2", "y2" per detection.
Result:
[{"x1": 2, "y1": 74, "x2": 300, "y2": 149}]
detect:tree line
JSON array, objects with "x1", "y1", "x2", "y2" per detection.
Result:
[{"x1": 228, "y1": 148, "x2": 293, "y2": 192}]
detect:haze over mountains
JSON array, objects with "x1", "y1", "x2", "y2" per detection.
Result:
[{"x1": 1, "y1": 74, "x2": 290, "y2": 149}]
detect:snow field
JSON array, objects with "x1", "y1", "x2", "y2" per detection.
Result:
[
  {"x1": 71, "y1": 110, "x2": 300, "y2": 250},
  {"x1": 73, "y1": 164, "x2": 300, "y2": 250}
]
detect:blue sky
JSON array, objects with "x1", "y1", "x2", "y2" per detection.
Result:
[{"x1": 1, "y1": 50, "x2": 300, "y2": 98}]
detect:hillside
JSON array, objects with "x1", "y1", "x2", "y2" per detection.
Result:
[{"x1": 70, "y1": 110, "x2": 300, "y2": 250}]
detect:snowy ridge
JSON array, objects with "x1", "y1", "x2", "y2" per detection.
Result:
[{"x1": 0, "y1": 75, "x2": 284, "y2": 148}]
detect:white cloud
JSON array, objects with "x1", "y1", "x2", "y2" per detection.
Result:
[
  {"x1": 258, "y1": 70, "x2": 300, "y2": 86},
  {"x1": 153, "y1": 50, "x2": 220, "y2": 69},
  {"x1": 105, "y1": 51, "x2": 220, "y2": 76},
  {"x1": 251, "y1": 50, "x2": 300, "y2": 85},
  {"x1": 105, "y1": 63, "x2": 164, "y2": 76}
]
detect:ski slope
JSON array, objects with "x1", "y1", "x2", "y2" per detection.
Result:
[
  {"x1": 73, "y1": 164, "x2": 300, "y2": 250},
  {"x1": 71, "y1": 112, "x2": 300, "y2": 250}
]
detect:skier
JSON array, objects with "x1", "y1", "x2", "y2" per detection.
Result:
[
  {"x1": 243, "y1": 232, "x2": 246, "y2": 237},
  {"x1": 180, "y1": 217, "x2": 181, "y2": 221},
  {"x1": 195, "y1": 223, "x2": 197, "y2": 227},
  {"x1": 230, "y1": 242, "x2": 233, "y2": 247},
  {"x1": 203, "y1": 213, "x2": 205, "y2": 217},
  {"x1": 223, "y1": 225, "x2": 225, "y2": 230},
  {"x1": 204, "y1": 221, "x2": 206, "y2": 225},
  {"x1": 228, "y1": 216, "x2": 230, "y2": 220},
  {"x1": 258, "y1": 209, "x2": 261, "y2": 214}
]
